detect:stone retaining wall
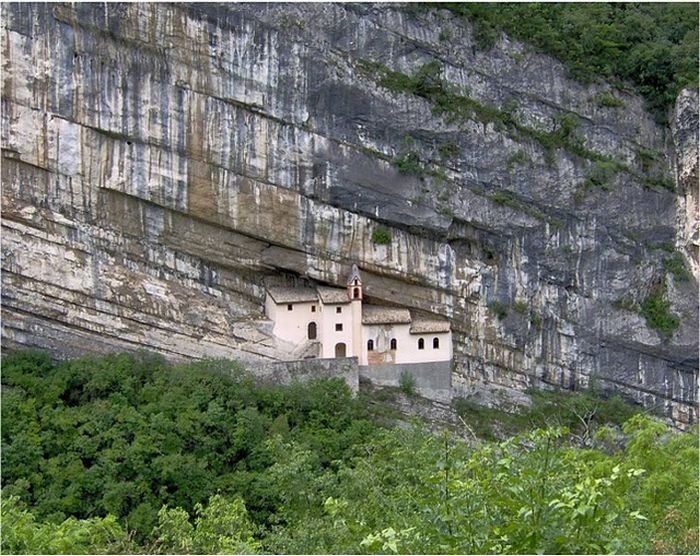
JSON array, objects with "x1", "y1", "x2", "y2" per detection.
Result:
[
  {"x1": 360, "y1": 361, "x2": 452, "y2": 403},
  {"x1": 250, "y1": 357, "x2": 359, "y2": 394}
]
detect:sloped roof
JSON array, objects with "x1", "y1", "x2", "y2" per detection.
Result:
[
  {"x1": 347, "y1": 263, "x2": 362, "y2": 285},
  {"x1": 362, "y1": 305, "x2": 412, "y2": 325},
  {"x1": 266, "y1": 287, "x2": 318, "y2": 304},
  {"x1": 409, "y1": 317, "x2": 451, "y2": 334},
  {"x1": 317, "y1": 287, "x2": 350, "y2": 304}
]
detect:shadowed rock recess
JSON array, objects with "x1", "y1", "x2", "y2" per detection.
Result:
[{"x1": 2, "y1": 3, "x2": 697, "y2": 425}]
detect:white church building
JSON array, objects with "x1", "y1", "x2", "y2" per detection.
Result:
[{"x1": 264, "y1": 265, "x2": 452, "y2": 367}]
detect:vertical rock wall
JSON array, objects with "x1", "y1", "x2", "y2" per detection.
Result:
[
  {"x1": 671, "y1": 88, "x2": 699, "y2": 282},
  {"x1": 2, "y1": 3, "x2": 697, "y2": 425}
]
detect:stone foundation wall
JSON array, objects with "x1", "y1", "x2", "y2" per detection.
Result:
[
  {"x1": 360, "y1": 361, "x2": 452, "y2": 403},
  {"x1": 250, "y1": 357, "x2": 359, "y2": 394}
]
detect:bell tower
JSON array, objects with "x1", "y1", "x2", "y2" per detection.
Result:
[
  {"x1": 347, "y1": 263, "x2": 363, "y2": 301},
  {"x1": 347, "y1": 264, "x2": 364, "y2": 362}
]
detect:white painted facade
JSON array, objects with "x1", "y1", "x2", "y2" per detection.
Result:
[
  {"x1": 318, "y1": 301, "x2": 356, "y2": 359},
  {"x1": 265, "y1": 265, "x2": 452, "y2": 365},
  {"x1": 361, "y1": 324, "x2": 452, "y2": 366},
  {"x1": 265, "y1": 293, "x2": 318, "y2": 346}
]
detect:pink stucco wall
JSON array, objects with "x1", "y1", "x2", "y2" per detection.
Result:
[{"x1": 265, "y1": 292, "x2": 452, "y2": 365}]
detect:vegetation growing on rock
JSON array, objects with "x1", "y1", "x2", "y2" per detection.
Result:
[
  {"x1": 436, "y1": 3, "x2": 698, "y2": 120},
  {"x1": 360, "y1": 58, "x2": 673, "y2": 192},
  {"x1": 640, "y1": 291, "x2": 680, "y2": 340},
  {"x1": 664, "y1": 252, "x2": 692, "y2": 282},
  {"x1": 371, "y1": 226, "x2": 392, "y2": 245}
]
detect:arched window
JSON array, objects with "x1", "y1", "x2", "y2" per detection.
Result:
[
  {"x1": 433, "y1": 337, "x2": 440, "y2": 349},
  {"x1": 335, "y1": 343, "x2": 346, "y2": 357},
  {"x1": 307, "y1": 322, "x2": 317, "y2": 340},
  {"x1": 367, "y1": 339, "x2": 374, "y2": 351},
  {"x1": 353, "y1": 287, "x2": 360, "y2": 299},
  {"x1": 390, "y1": 338, "x2": 397, "y2": 350},
  {"x1": 418, "y1": 338, "x2": 425, "y2": 350}
]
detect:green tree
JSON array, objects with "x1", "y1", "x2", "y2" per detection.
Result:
[
  {"x1": 153, "y1": 494, "x2": 260, "y2": 554},
  {"x1": 2, "y1": 350, "x2": 697, "y2": 554},
  {"x1": 1, "y1": 495, "x2": 130, "y2": 554}
]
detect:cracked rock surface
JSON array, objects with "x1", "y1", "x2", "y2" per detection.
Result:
[{"x1": 2, "y1": 3, "x2": 697, "y2": 425}]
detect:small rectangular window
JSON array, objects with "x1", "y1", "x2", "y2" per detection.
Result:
[
  {"x1": 336, "y1": 307, "x2": 342, "y2": 314},
  {"x1": 287, "y1": 304, "x2": 293, "y2": 311},
  {"x1": 311, "y1": 305, "x2": 316, "y2": 313},
  {"x1": 335, "y1": 323, "x2": 343, "y2": 331}
]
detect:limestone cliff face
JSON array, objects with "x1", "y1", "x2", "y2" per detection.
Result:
[
  {"x1": 2, "y1": 3, "x2": 697, "y2": 424},
  {"x1": 671, "y1": 88, "x2": 699, "y2": 282}
]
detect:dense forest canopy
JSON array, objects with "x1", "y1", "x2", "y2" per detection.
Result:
[
  {"x1": 2, "y1": 351, "x2": 698, "y2": 554},
  {"x1": 432, "y1": 2, "x2": 699, "y2": 120}
]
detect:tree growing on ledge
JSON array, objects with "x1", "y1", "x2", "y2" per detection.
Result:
[{"x1": 372, "y1": 226, "x2": 391, "y2": 245}]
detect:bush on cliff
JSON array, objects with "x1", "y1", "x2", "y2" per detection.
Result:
[{"x1": 434, "y1": 2, "x2": 698, "y2": 120}]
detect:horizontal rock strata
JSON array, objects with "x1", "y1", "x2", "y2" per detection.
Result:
[{"x1": 2, "y1": 3, "x2": 697, "y2": 425}]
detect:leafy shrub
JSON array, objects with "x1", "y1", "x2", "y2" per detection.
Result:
[
  {"x1": 412, "y1": 60, "x2": 444, "y2": 97},
  {"x1": 378, "y1": 60, "x2": 444, "y2": 99},
  {"x1": 488, "y1": 301, "x2": 508, "y2": 320},
  {"x1": 613, "y1": 296, "x2": 636, "y2": 311},
  {"x1": 637, "y1": 148, "x2": 658, "y2": 171},
  {"x1": 555, "y1": 113, "x2": 580, "y2": 141},
  {"x1": 595, "y1": 92, "x2": 625, "y2": 108},
  {"x1": 653, "y1": 241, "x2": 675, "y2": 253},
  {"x1": 399, "y1": 371, "x2": 416, "y2": 396},
  {"x1": 394, "y1": 151, "x2": 425, "y2": 176},
  {"x1": 455, "y1": 388, "x2": 643, "y2": 443},
  {"x1": 491, "y1": 190, "x2": 517, "y2": 207},
  {"x1": 155, "y1": 494, "x2": 260, "y2": 554},
  {"x1": 379, "y1": 70, "x2": 416, "y2": 94},
  {"x1": 436, "y1": 204, "x2": 455, "y2": 218},
  {"x1": 472, "y1": 17, "x2": 500, "y2": 50},
  {"x1": 491, "y1": 191, "x2": 509, "y2": 204},
  {"x1": 371, "y1": 226, "x2": 391, "y2": 245},
  {"x1": 663, "y1": 252, "x2": 691, "y2": 281},
  {"x1": 594, "y1": 394, "x2": 641, "y2": 427},
  {"x1": 512, "y1": 300, "x2": 528, "y2": 314},
  {"x1": 645, "y1": 174, "x2": 676, "y2": 191},
  {"x1": 585, "y1": 160, "x2": 619, "y2": 190},
  {"x1": 1, "y1": 496, "x2": 130, "y2": 554},
  {"x1": 640, "y1": 292, "x2": 679, "y2": 339},
  {"x1": 438, "y1": 141, "x2": 461, "y2": 160},
  {"x1": 525, "y1": 388, "x2": 643, "y2": 433}
]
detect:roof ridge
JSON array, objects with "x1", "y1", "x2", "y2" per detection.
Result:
[{"x1": 346, "y1": 263, "x2": 362, "y2": 285}]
